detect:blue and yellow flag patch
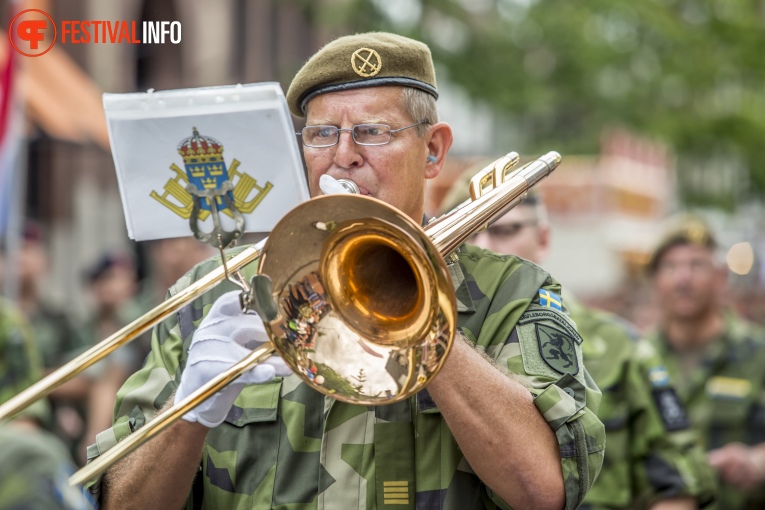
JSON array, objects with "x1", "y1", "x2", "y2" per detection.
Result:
[
  {"x1": 538, "y1": 289, "x2": 563, "y2": 311},
  {"x1": 648, "y1": 366, "x2": 671, "y2": 388}
]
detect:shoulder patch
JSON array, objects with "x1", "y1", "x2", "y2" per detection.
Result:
[
  {"x1": 647, "y1": 366, "x2": 670, "y2": 388},
  {"x1": 518, "y1": 308, "x2": 582, "y2": 344},
  {"x1": 516, "y1": 307, "x2": 585, "y2": 383},
  {"x1": 536, "y1": 323, "x2": 579, "y2": 376}
]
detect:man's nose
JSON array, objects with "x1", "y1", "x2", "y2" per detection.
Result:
[
  {"x1": 333, "y1": 130, "x2": 363, "y2": 169},
  {"x1": 671, "y1": 265, "x2": 695, "y2": 285}
]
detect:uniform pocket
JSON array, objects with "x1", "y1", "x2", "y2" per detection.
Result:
[
  {"x1": 203, "y1": 380, "x2": 284, "y2": 500},
  {"x1": 224, "y1": 380, "x2": 282, "y2": 426}
]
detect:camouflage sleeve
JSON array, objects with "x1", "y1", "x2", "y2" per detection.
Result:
[
  {"x1": 460, "y1": 254, "x2": 605, "y2": 510},
  {"x1": 628, "y1": 340, "x2": 717, "y2": 507},
  {"x1": 84, "y1": 282, "x2": 194, "y2": 496},
  {"x1": 84, "y1": 252, "x2": 247, "y2": 499},
  {"x1": 513, "y1": 288, "x2": 606, "y2": 510}
]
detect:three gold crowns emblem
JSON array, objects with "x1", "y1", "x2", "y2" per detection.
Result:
[{"x1": 351, "y1": 47, "x2": 382, "y2": 77}]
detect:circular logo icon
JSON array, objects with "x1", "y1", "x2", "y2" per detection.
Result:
[
  {"x1": 9, "y1": 9, "x2": 57, "y2": 57},
  {"x1": 351, "y1": 48, "x2": 382, "y2": 77}
]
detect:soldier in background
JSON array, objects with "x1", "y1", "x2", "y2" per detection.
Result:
[
  {"x1": 140, "y1": 237, "x2": 215, "y2": 310},
  {"x1": 441, "y1": 179, "x2": 716, "y2": 509},
  {"x1": 7, "y1": 222, "x2": 91, "y2": 458},
  {"x1": 0, "y1": 297, "x2": 95, "y2": 510},
  {"x1": 646, "y1": 215, "x2": 765, "y2": 509},
  {"x1": 129, "y1": 237, "x2": 214, "y2": 362},
  {"x1": 81, "y1": 252, "x2": 143, "y2": 463}
]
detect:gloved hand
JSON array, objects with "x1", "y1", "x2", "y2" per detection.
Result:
[{"x1": 174, "y1": 290, "x2": 292, "y2": 428}]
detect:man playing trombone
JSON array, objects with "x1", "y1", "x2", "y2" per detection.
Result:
[{"x1": 89, "y1": 32, "x2": 605, "y2": 510}]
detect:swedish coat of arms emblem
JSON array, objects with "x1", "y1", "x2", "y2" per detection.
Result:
[{"x1": 150, "y1": 127, "x2": 273, "y2": 221}]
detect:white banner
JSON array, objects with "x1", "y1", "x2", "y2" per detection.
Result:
[{"x1": 103, "y1": 83, "x2": 309, "y2": 241}]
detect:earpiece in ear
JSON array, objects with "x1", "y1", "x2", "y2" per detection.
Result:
[{"x1": 426, "y1": 154, "x2": 438, "y2": 163}]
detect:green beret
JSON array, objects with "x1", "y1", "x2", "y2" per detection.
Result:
[
  {"x1": 648, "y1": 213, "x2": 717, "y2": 273},
  {"x1": 286, "y1": 32, "x2": 438, "y2": 117}
]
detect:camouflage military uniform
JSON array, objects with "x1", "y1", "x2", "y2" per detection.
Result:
[
  {"x1": 29, "y1": 304, "x2": 87, "y2": 370},
  {"x1": 0, "y1": 297, "x2": 50, "y2": 424},
  {"x1": 647, "y1": 313, "x2": 765, "y2": 509},
  {"x1": 567, "y1": 294, "x2": 715, "y2": 509},
  {"x1": 88, "y1": 244, "x2": 606, "y2": 509},
  {"x1": 0, "y1": 424, "x2": 96, "y2": 510},
  {"x1": 0, "y1": 300, "x2": 85, "y2": 508},
  {"x1": 0, "y1": 297, "x2": 40, "y2": 403}
]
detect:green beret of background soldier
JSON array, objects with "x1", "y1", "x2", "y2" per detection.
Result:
[
  {"x1": 89, "y1": 32, "x2": 606, "y2": 509},
  {"x1": 443, "y1": 170, "x2": 716, "y2": 509},
  {"x1": 646, "y1": 214, "x2": 765, "y2": 509}
]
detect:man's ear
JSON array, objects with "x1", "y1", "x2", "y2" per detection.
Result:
[{"x1": 424, "y1": 122, "x2": 453, "y2": 179}]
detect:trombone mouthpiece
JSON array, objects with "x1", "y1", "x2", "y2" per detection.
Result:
[
  {"x1": 319, "y1": 175, "x2": 360, "y2": 195},
  {"x1": 337, "y1": 179, "x2": 360, "y2": 194}
]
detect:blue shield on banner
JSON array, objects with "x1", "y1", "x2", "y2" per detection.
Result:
[{"x1": 178, "y1": 127, "x2": 234, "y2": 211}]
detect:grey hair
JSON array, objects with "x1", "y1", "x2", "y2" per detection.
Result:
[{"x1": 402, "y1": 87, "x2": 438, "y2": 136}]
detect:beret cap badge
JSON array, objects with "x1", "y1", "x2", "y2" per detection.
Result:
[{"x1": 351, "y1": 47, "x2": 382, "y2": 77}]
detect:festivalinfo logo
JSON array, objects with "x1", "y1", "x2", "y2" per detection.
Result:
[{"x1": 9, "y1": 8, "x2": 181, "y2": 57}]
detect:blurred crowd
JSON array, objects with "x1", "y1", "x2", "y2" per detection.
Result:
[
  {"x1": 439, "y1": 164, "x2": 765, "y2": 509},
  {"x1": 0, "y1": 225, "x2": 213, "y2": 473}
]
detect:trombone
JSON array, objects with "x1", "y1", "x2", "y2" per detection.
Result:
[{"x1": 3, "y1": 150, "x2": 560, "y2": 485}]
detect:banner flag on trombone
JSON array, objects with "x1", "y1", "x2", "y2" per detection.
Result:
[{"x1": 103, "y1": 83, "x2": 310, "y2": 241}]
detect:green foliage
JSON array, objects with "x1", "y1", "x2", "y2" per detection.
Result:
[{"x1": 334, "y1": 0, "x2": 765, "y2": 208}]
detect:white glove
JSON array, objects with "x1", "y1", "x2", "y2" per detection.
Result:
[
  {"x1": 174, "y1": 290, "x2": 292, "y2": 428},
  {"x1": 319, "y1": 174, "x2": 353, "y2": 195}
]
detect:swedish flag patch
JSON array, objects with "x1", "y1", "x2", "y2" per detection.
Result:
[
  {"x1": 538, "y1": 289, "x2": 562, "y2": 311},
  {"x1": 648, "y1": 366, "x2": 670, "y2": 387}
]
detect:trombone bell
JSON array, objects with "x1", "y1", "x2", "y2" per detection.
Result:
[{"x1": 259, "y1": 194, "x2": 457, "y2": 405}]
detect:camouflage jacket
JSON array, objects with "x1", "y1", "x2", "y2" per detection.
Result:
[
  {"x1": 88, "y1": 244, "x2": 606, "y2": 509},
  {"x1": 0, "y1": 424, "x2": 96, "y2": 510},
  {"x1": 0, "y1": 297, "x2": 49, "y2": 424},
  {"x1": 0, "y1": 297, "x2": 39, "y2": 404},
  {"x1": 646, "y1": 313, "x2": 765, "y2": 509},
  {"x1": 28, "y1": 303, "x2": 87, "y2": 370},
  {"x1": 567, "y1": 295, "x2": 715, "y2": 510}
]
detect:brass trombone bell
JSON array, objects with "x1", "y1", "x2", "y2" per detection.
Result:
[{"x1": 259, "y1": 194, "x2": 457, "y2": 405}]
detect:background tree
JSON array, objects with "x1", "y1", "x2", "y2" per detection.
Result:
[{"x1": 322, "y1": 0, "x2": 765, "y2": 209}]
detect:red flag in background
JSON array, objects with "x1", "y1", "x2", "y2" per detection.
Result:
[{"x1": 0, "y1": 21, "x2": 24, "y2": 238}]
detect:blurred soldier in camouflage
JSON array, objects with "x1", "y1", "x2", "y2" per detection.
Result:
[
  {"x1": 0, "y1": 297, "x2": 95, "y2": 509},
  {"x1": 445, "y1": 181, "x2": 716, "y2": 509},
  {"x1": 646, "y1": 215, "x2": 765, "y2": 509},
  {"x1": 90, "y1": 32, "x2": 606, "y2": 509},
  {"x1": 9, "y1": 222, "x2": 91, "y2": 456}
]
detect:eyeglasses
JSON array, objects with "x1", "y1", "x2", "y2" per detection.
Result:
[
  {"x1": 483, "y1": 220, "x2": 538, "y2": 239},
  {"x1": 655, "y1": 258, "x2": 715, "y2": 276},
  {"x1": 297, "y1": 120, "x2": 428, "y2": 148}
]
